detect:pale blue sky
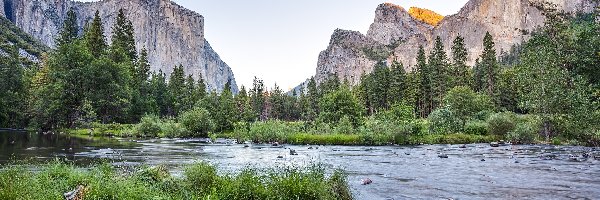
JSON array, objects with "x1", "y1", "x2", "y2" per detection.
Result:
[{"x1": 82, "y1": 0, "x2": 470, "y2": 89}]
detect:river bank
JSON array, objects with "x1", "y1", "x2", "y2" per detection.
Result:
[{"x1": 0, "y1": 161, "x2": 351, "y2": 200}]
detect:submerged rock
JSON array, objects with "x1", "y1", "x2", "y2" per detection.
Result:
[
  {"x1": 361, "y1": 178, "x2": 373, "y2": 185},
  {"x1": 290, "y1": 149, "x2": 298, "y2": 155},
  {"x1": 490, "y1": 142, "x2": 500, "y2": 147},
  {"x1": 438, "y1": 154, "x2": 449, "y2": 158}
]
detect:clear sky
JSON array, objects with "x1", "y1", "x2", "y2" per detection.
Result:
[{"x1": 81, "y1": 0, "x2": 470, "y2": 90}]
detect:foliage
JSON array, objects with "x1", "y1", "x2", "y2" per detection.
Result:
[
  {"x1": 135, "y1": 115, "x2": 162, "y2": 137},
  {"x1": 318, "y1": 86, "x2": 363, "y2": 127},
  {"x1": 486, "y1": 112, "x2": 517, "y2": 136},
  {"x1": 428, "y1": 108, "x2": 462, "y2": 134},
  {"x1": 0, "y1": 161, "x2": 352, "y2": 200},
  {"x1": 179, "y1": 107, "x2": 214, "y2": 137},
  {"x1": 507, "y1": 115, "x2": 541, "y2": 144},
  {"x1": 463, "y1": 120, "x2": 488, "y2": 135},
  {"x1": 443, "y1": 86, "x2": 494, "y2": 123}
]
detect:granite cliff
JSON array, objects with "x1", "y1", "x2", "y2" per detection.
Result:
[
  {"x1": 310, "y1": 0, "x2": 598, "y2": 85},
  {"x1": 1, "y1": 0, "x2": 237, "y2": 93}
]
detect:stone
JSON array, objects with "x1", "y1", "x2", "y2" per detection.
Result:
[
  {"x1": 0, "y1": 0, "x2": 237, "y2": 93},
  {"x1": 277, "y1": 155, "x2": 284, "y2": 159},
  {"x1": 361, "y1": 178, "x2": 373, "y2": 185},
  {"x1": 459, "y1": 144, "x2": 467, "y2": 148},
  {"x1": 490, "y1": 142, "x2": 500, "y2": 147},
  {"x1": 289, "y1": 149, "x2": 298, "y2": 155},
  {"x1": 295, "y1": 0, "x2": 598, "y2": 91},
  {"x1": 438, "y1": 154, "x2": 449, "y2": 158}
]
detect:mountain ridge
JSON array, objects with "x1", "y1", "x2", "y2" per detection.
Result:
[
  {"x1": 1, "y1": 0, "x2": 238, "y2": 93},
  {"x1": 304, "y1": 0, "x2": 598, "y2": 88}
]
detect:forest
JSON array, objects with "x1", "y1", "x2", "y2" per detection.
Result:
[{"x1": 0, "y1": 8, "x2": 599, "y2": 146}]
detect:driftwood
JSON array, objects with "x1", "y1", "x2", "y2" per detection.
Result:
[{"x1": 64, "y1": 185, "x2": 86, "y2": 200}]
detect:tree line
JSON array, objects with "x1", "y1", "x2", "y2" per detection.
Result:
[{"x1": 0, "y1": 7, "x2": 598, "y2": 144}]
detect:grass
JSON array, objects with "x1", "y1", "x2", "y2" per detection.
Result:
[{"x1": 0, "y1": 161, "x2": 352, "y2": 200}]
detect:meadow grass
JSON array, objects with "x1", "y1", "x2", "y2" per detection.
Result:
[{"x1": 0, "y1": 161, "x2": 352, "y2": 200}]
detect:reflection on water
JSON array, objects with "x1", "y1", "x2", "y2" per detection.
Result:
[{"x1": 1, "y1": 131, "x2": 600, "y2": 199}]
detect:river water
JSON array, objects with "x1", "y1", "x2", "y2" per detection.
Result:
[{"x1": 1, "y1": 131, "x2": 599, "y2": 199}]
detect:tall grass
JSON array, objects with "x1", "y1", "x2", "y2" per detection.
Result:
[{"x1": 0, "y1": 161, "x2": 352, "y2": 200}]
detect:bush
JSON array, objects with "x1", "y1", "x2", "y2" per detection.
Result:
[
  {"x1": 444, "y1": 86, "x2": 494, "y2": 122},
  {"x1": 487, "y1": 112, "x2": 517, "y2": 136},
  {"x1": 134, "y1": 115, "x2": 162, "y2": 137},
  {"x1": 179, "y1": 107, "x2": 215, "y2": 137},
  {"x1": 507, "y1": 115, "x2": 541, "y2": 144},
  {"x1": 335, "y1": 116, "x2": 354, "y2": 134},
  {"x1": 464, "y1": 120, "x2": 488, "y2": 135},
  {"x1": 246, "y1": 121, "x2": 304, "y2": 143},
  {"x1": 376, "y1": 104, "x2": 414, "y2": 122},
  {"x1": 428, "y1": 108, "x2": 462, "y2": 134},
  {"x1": 184, "y1": 162, "x2": 219, "y2": 196},
  {"x1": 159, "y1": 119, "x2": 189, "y2": 138}
]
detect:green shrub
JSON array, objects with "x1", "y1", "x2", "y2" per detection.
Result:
[
  {"x1": 444, "y1": 86, "x2": 494, "y2": 122},
  {"x1": 159, "y1": 120, "x2": 189, "y2": 138},
  {"x1": 377, "y1": 104, "x2": 414, "y2": 122},
  {"x1": 179, "y1": 107, "x2": 215, "y2": 137},
  {"x1": 184, "y1": 162, "x2": 219, "y2": 196},
  {"x1": 507, "y1": 115, "x2": 541, "y2": 144},
  {"x1": 134, "y1": 115, "x2": 162, "y2": 137},
  {"x1": 428, "y1": 108, "x2": 462, "y2": 134},
  {"x1": 487, "y1": 112, "x2": 517, "y2": 136},
  {"x1": 247, "y1": 121, "x2": 304, "y2": 143},
  {"x1": 335, "y1": 116, "x2": 354, "y2": 134},
  {"x1": 464, "y1": 120, "x2": 488, "y2": 135}
]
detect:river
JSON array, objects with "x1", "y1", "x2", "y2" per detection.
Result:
[{"x1": 1, "y1": 131, "x2": 599, "y2": 199}]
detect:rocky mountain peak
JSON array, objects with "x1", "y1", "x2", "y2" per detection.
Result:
[
  {"x1": 301, "y1": 0, "x2": 599, "y2": 91},
  {"x1": 1, "y1": 0, "x2": 237, "y2": 93},
  {"x1": 367, "y1": 3, "x2": 432, "y2": 45}
]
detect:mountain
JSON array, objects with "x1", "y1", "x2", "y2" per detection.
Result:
[
  {"x1": 0, "y1": 15, "x2": 48, "y2": 64},
  {"x1": 309, "y1": 0, "x2": 598, "y2": 86},
  {"x1": 0, "y1": 0, "x2": 237, "y2": 93}
]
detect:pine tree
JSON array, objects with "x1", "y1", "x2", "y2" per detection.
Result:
[
  {"x1": 451, "y1": 35, "x2": 470, "y2": 87},
  {"x1": 136, "y1": 47, "x2": 150, "y2": 86},
  {"x1": 250, "y1": 77, "x2": 265, "y2": 120},
  {"x1": 84, "y1": 11, "x2": 107, "y2": 57},
  {"x1": 235, "y1": 85, "x2": 255, "y2": 122},
  {"x1": 110, "y1": 9, "x2": 137, "y2": 63},
  {"x1": 196, "y1": 74, "x2": 207, "y2": 100},
  {"x1": 428, "y1": 36, "x2": 450, "y2": 111},
  {"x1": 57, "y1": 8, "x2": 79, "y2": 47},
  {"x1": 168, "y1": 64, "x2": 186, "y2": 116},
  {"x1": 367, "y1": 61, "x2": 390, "y2": 114},
  {"x1": 388, "y1": 61, "x2": 406, "y2": 105},
  {"x1": 183, "y1": 74, "x2": 196, "y2": 112},
  {"x1": 305, "y1": 77, "x2": 319, "y2": 120},
  {"x1": 415, "y1": 45, "x2": 432, "y2": 118},
  {"x1": 479, "y1": 32, "x2": 500, "y2": 103}
]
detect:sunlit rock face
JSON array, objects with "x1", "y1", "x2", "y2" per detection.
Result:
[
  {"x1": 1, "y1": 0, "x2": 237, "y2": 93},
  {"x1": 309, "y1": 0, "x2": 598, "y2": 88}
]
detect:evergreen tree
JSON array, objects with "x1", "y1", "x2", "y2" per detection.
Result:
[
  {"x1": 57, "y1": 8, "x2": 79, "y2": 47},
  {"x1": 388, "y1": 61, "x2": 406, "y2": 105},
  {"x1": 235, "y1": 86, "x2": 255, "y2": 122},
  {"x1": 366, "y1": 61, "x2": 390, "y2": 114},
  {"x1": 415, "y1": 45, "x2": 432, "y2": 118},
  {"x1": 168, "y1": 64, "x2": 186, "y2": 116},
  {"x1": 250, "y1": 77, "x2": 265, "y2": 120},
  {"x1": 110, "y1": 9, "x2": 137, "y2": 63},
  {"x1": 136, "y1": 47, "x2": 150, "y2": 86},
  {"x1": 0, "y1": 43, "x2": 26, "y2": 128},
  {"x1": 196, "y1": 74, "x2": 207, "y2": 100},
  {"x1": 84, "y1": 11, "x2": 107, "y2": 57},
  {"x1": 269, "y1": 83, "x2": 285, "y2": 120},
  {"x1": 428, "y1": 36, "x2": 450, "y2": 111},
  {"x1": 451, "y1": 35, "x2": 470, "y2": 87},
  {"x1": 478, "y1": 32, "x2": 500, "y2": 103},
  {"x1": 304, "y1": 77, "x2": 319, "y2": 121},
  {"x1": 149, "y1": 70, "x2": 172, "y2": 117},
  {"x1": 183, "y1": 74, "x2": 196, "y2": 112}
]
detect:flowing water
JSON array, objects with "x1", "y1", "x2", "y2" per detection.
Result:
[{"x1": 1, "y1": 131, "x2": 600, "y2": 199}]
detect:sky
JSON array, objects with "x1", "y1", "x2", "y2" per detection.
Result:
[{"x1": 82, "y1": 0, "x2": 470, "y2": 90}]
